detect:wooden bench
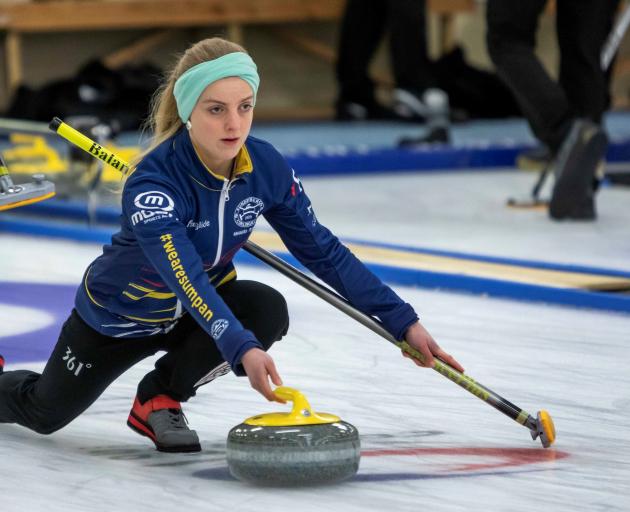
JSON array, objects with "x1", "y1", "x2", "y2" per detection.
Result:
[{"x1": 0, "y1": 0, "x2": 477, "y2": 114}]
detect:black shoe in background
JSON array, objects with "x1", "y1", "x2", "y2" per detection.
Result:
[
  {"x1": 549, "y1": 120, "x2": 608, "y2": 221},
  {"x1": 394, "y1": 88, "x2": 451, "y2": 144}
]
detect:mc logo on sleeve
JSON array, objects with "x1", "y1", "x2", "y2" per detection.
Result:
[{"x1": 131, "y1": 191, "x2": 175, "y2": 226}]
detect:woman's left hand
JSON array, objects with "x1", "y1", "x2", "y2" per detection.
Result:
[{"x1": 402, "y1": 321, "x2": 465, "y2": 373}]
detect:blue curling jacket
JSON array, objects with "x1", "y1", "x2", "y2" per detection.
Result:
[{"x1": 75, "y1": 128, "x2": 418, "y2": 370}]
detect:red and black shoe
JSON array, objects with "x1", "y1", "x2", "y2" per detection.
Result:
[
  {"x1": 127, "y1": 395, "x2": 201, "y2": 453},
  {"x1": 0, "y1": 354, "x2": 5, "y2": 373}
]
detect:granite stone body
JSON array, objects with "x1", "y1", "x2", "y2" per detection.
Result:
[{"x1": 226, "y1": 420, "x2": 361, "y2": 486}]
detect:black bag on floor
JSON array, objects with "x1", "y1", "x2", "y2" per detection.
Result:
[
  {"x1": 4, "y1": 59, "x2": 161, "y2": 131},
  {"x1": 434, "y1": 46, "x2": 521, "y2": 120}
]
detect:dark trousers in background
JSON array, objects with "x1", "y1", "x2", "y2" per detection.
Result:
[
  {"x1": 0, "y1": 280, "x2": 289, "y2": 435},
  {"x1": 486, "y1": 0, "x2": 620, "y2": 153},
  {"x1": 336, "y1": 0, "x2": 432, "y2": 103}
]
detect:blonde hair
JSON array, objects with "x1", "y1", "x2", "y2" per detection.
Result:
[{"x1": 133, "y1": 37, "x2": 248, "y2": 168}]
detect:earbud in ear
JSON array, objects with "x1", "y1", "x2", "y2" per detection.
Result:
[{"x1": 186, "y1": 120, "x2": 192, "y2": 130}]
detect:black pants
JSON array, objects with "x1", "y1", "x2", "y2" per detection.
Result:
[
  {"x1": 0, "y1": 280, "x2": 289, "y2": 435},
  {"x1": 486, "y1": 0, "x2": 619, "y2": 153},
  {"x1": 336, "y1": 0, "x2": 433, "y2": 103}
]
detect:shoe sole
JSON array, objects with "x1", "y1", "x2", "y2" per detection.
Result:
[{"x1": 127, "y1": 412, "x2": 201, "y2": 453}]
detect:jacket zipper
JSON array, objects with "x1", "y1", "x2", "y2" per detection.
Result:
[
  {"x1": 212, "y1": 179, "x2": 230, "y2": 267},
  {"x1": 175, "y1": 176, "x2": 231, "y2": 319}
]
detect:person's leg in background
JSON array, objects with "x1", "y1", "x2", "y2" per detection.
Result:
[
  {"x1": 486, "y1": 0, "x2": 609, "y2": 220},
  {"x1": 487, "y1": 0, "x2": 561, "y2": 171},
  {"x1": 388, "y1": 0, "x2": 450, "y2": 141},
  {"x1": 335, "y1": 0, "x2": 392, "y2": 119},
  {"x1": 553, "y1": 0, "x2": 620, "y2": 206},
  {"x1": 545, "y1": 0, "x2": 619, "y2": 220},
  {"x1": 557, "y1": 0, "x2": 621, "y2": 124},
  {"x1": 130, "y1": 280, "x2": 289, "y2": 452},
  {"x1": 486, "y1": 0, "x2": 572, "y2": 151}
]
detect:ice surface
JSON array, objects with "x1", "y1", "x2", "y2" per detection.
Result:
[{"x1": 1, "y1": 170, "x2": 629, "y2": 511}]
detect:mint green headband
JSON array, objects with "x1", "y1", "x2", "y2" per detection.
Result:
[{"x1": 173, "y1": 52, "x2": 259, "y2": 123}]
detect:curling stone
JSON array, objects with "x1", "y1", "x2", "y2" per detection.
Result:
[{"x1": 226, "y1": 386, "x2": 360, "y2": 486}]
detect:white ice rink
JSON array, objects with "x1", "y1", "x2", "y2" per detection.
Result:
[{"x1": 1, "y1": 170, "x2": 630, "y2": 511}]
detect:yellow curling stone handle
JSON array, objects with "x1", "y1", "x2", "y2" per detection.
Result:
[{"x1": 243, "y1": 386, "x2": 341, "y2": 427}]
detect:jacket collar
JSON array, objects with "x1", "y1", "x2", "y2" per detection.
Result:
[{"x1": 173, "y1": 128, "x2": 253, "y2": 190}]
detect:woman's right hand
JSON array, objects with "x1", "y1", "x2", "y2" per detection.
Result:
[{"x1": 240, "y1": 347, "x2": 284, "y2": 402}]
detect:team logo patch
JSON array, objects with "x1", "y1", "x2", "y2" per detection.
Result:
[
  {"x1": 131, "y1": 191, "x2": 175, "y2": 226},
  {"x1": 234, "y1": 197, "x2": 264, "y2": 228},
  {"x1": 210, "y1": 319, "x2": 229, "y2": 339}
]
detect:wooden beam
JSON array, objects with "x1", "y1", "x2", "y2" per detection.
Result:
[
  {"x1": 271, "y1": 27, "x2": 336, "y2": 63},
  {"x1": 0, "y1": 0, "x2": 480, "y2": 33},
  {"x1": 103, "y1": 29, "x2": 177, "y2": 69},
  {"x1": 0, "y1": 0, "x2": 345, "y2": 32},
  {"x1": 5, "y1": 31, "x2": 22, "y2": 96}
]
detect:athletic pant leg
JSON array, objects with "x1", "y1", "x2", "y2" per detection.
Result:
[
  {"x1": 336, "y1": 0, "x2": 389, "y2": 103},
  {"x1": 136, "y1": 280, "x2": 289, "y2": 403},
  {"x1": 387, "y1": 0, "x2": 434, "y2": 92},
  {"x1": 557, "y1": 0, "x2": 621, "y2": 123},
  {"x1": 486, "y1": 0, "x2": 574, "y2": 152},
  {"x1": 0, "y1": 309, "x2": 163, "y2": 434}
]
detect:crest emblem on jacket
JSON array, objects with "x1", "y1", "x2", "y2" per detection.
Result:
[{"x1": 234, "y1": 197, "x2": 264, "y2": 228}]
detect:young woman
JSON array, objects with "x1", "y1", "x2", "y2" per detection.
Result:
[{"x1": 0, "y1": 38, "x2": 464, "y2": 453}]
